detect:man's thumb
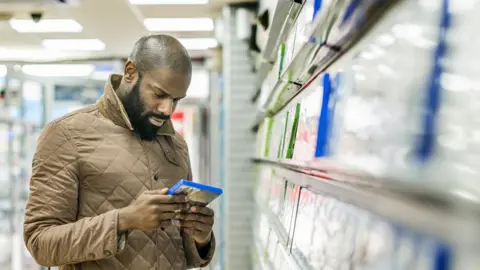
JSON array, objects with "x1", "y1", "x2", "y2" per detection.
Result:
[{"x1": 146, "y1": 188, "x2": 169, "y2": 195}]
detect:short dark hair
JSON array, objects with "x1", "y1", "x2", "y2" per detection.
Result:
[{"x1": 129, "y1": 34, "x2": 192, "y2": 74}]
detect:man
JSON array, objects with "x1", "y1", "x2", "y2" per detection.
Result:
[{"x1": 23, "y1": 34, "x2": 215, "y2": 270}]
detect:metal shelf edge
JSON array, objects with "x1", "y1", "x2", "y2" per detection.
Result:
[{"x1": 252, "y1": 157, "x2": 480, "y2": 246}]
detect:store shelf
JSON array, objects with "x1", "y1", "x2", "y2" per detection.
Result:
[
  {"x1": 260, "y1": 0, "x2": 304, "y2": 64},
  {"x1": 255, "y1": 61, "x2": 273, "y2": 89},
  {"x1": 251, "y1": 0, "x2": 402, "y2": 132},
  {"x1": 252, "y1": 157, "x2": 480, "y2": 246}
]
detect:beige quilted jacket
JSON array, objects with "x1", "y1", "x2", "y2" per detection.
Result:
[{"x1": 23, "y1": 74, "x2": 215, "y2": 270}]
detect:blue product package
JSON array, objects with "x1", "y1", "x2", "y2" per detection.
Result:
[{"x1": 167, "y1": 180, "x2": 223, "y2": 206}]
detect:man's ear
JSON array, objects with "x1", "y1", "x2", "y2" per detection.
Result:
[{"x1": 124, "y1": 60, "x2": 137, "y2": 83}]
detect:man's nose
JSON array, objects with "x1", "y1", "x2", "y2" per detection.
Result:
[{"x1": 157, "y1": 99, "x2": 173, "y2": 115}]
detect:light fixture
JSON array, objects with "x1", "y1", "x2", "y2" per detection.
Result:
[
  {"x1": 9, "y1": 19, "x2": 83, "y2": 33},
  {"x1": 42, "y1": 39, "x2": 106, "y2": 51},
  {"x1": 129, "y1": 0, "x2": 208, "y2": 5},
  {"x1": 22, "y1": 64, "x2": 95, "y2": 77},
  {"x1": 178, "y1": 38, "x2": 218, "y2": 50},
  {"x1": 0, "y1": 47, "x2": 74, "y2": 61},
  {"x1": 144, "y1": 18, "x2": 214, "y2": 32},
  {"x1": 0, "y1": 65, "x2": 6, "y2": 77}
]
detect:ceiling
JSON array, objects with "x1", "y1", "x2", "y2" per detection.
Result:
[{"x1": 0, "y1": 0, "x2": 255, "y2": 62}]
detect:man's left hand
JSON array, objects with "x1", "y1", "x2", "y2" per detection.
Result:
[{"x1": 181, "y1": 205, "x2": 214, "y2": 244}]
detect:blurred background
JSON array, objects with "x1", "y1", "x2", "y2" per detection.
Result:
[{"x1": 1, "y1": 0, "x2": 480, "y2": 269}]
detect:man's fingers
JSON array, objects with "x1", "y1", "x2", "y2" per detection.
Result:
[
  {"x1": 156, "y1": 204, "x2": 187, "y2": 213},
  {"x1": 157, "y1": 212, "x2": 177, "y2": 221},
  {"x1": 183, "y1": 213, "x2": 214, "y2": 225},
  {"x1": 150, "y1": 194, "x2": 187, "y2": 204},
  {"x1": 181, "y1": 221, "x2": 211, "y2": 232},
  {"x1": 189, "y1": 206, "x2": 214, "y2": 216},
  {"x1": 145, "y1": 188, "x2": 169, "y2": 195}
]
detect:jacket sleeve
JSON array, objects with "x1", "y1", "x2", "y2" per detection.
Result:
[
  {"x1": 23, "y1": 120, "x2": 124, "y2": 267},
  {"x1": 180, "y1": 139, "x2": 216, "y2": 268}
]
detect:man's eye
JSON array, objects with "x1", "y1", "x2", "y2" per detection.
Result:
[{"x1": 155, "y1": 93, "x2": 167, "y2": 98}]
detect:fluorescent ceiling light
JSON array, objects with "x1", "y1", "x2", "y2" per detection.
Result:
[
  {"x1": 22, "y1": 64, "x2": 95, "y2": 77},
  {"x1": 130, "y1": 0, "x2": 207, "y2": 4},
  {"x1": 9, "y1": 19, "x2": 82, "y2": 33},
  {"x1": 144, "y1": 18, "x2": 214, "y2": 32},
  {"x1": 0, "y1": 65, "x2": 6, "y2": 77},
  {"x1": 178, "y1": 38, "x2": 218, "y2": 50},
  {"x1": 42, "y1": 39, "x2": 106, "y2": 51},
  {"x1": 0, "y1": 47, "x2": 77, "y2": 61}
]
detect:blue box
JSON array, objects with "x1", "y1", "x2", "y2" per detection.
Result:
[{"x1": 167, "y1": 180, "x2": 223, "y2": 206}]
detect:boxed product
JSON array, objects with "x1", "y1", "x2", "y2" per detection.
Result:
[
  {"x1": 258, "y1": 213, "x2": 271, "y2": 248},
  {"x1": 280, "y1": 181, "x2": 300, "y2": 242},
  {"x1": 255, "y1": 166, "x2": 273, "y2": 204},
  {"x1": 276, "y1": 43, "x2": 287, "y2": 80},
  {"x1": 282, "y1": 103, "x2": 301, "y2": 159},
  {"x1": 258, "y1": 117, "x2": 274, "y2": 157},
  {"x1": 268, "y1": 170, "x2": 286, "y2": 216},
  {"x1": 424, "y1": 0, "x2": 480, "y2": 195},
  {"x1": 268, "y1": 111, "x2": 288, "y2": 159},
  {"x1": 291, "y1": 188, "x2": 318, "y2": 265},
  {"x1": 267, "y1": 228, "x2": 279, "y2": 263},
  {"x1": 292, "y1": 72, "x2": 333, "y2": 161}
]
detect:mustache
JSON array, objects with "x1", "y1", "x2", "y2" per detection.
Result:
[{"x1": 146, "y1": 112, "x2": 171, "y2": 120}]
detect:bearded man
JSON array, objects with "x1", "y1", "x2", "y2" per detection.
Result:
[{"x1": 23, "y1": 34, "x2": 216, "y2": 270}]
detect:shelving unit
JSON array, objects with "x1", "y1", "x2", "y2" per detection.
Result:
[{"x1": 250, "y1": 0, "x2": 480, "y2": 269}]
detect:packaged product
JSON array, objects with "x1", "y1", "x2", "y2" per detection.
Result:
[{"x1": 291, "y1": 188, "x2": 317, "y2": 265}]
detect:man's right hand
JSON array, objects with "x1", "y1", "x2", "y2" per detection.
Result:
[{"x1": 118, "y1": 188, "x2": 187, "y2": 232}]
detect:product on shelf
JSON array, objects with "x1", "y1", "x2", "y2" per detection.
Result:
[
  {"x1": 327, "y1": 0, "x2": 445, "y2": 178},
  {"x1": 426, "y1": 0, "x2": 480, "y2": 196},
  {"x1": 255, "y1": 166, "x2": 273, "y2": 204},
  {"x1": 292, "y1": 73, "x2": 328, "y2": 162},
  {"x1": 268, "y1": 170, "x2": 286, "y2": 216},
  {"x1": 280, "y1": 180, "x2": 300, "y2": 242},
  {"x1": 282, "y1": 103, "x2": 301, "y2": 159},
  {"x1": 291, "y1": 188, "x2": 317, "y2": 266},
  {"x1": 268, "y1": 112, "x2": 288, "y2": 159},
  {"x1": 267, "y1": 226, "x2": 279, "y2": 263}
]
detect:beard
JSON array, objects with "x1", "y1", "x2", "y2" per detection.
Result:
[{"x1": 122, "y1": 74, "x2": 170, "y2": 141}]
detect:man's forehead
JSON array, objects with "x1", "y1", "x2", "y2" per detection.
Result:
[{"x1": 144, "y1": 67, "x2": 190, "y2": 96}]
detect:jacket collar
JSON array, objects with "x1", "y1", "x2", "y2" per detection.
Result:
[{"x1": 97, "y1": 74, "x2": 175, "y2": 136}]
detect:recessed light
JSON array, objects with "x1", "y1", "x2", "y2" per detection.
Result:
[
  {"x1": 42, "y1": 39, "x2": 106, "y2": 51},
  {"x1": 144, "y1": 18, "x2": 214, "y2": 32},
  {"x1": 178, "y1": 38, "x2": 218, "y2": 50},
  {"x1": 130, "y1": 0, "x2": 208, "y2": 4},
  {"x1": 9, "y1": 19, "x2": 83, "y2": 33}
]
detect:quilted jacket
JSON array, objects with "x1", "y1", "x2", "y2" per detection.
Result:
[{"x1": 23, "y1": 74, "x2": 215, "y2": 270}]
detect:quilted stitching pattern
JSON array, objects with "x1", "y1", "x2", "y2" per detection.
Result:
[{"x1": 23, "y1": 75, "x2": 215, "y2": 270}]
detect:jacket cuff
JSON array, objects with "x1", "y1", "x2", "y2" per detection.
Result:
[
  {"x1": 184, "y1": 232, "x2": 216, "y2": 268},
  {"x1": 89, "y1": 209, "x2": 121, "y2": 261}
]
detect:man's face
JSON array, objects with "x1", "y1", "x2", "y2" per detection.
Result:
[{"x1": 121, "y1": 61, "x2": 191, "y2": 140}]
